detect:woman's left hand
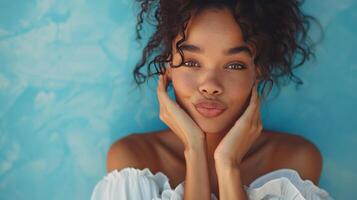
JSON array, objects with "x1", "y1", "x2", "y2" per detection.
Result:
[{"x1": 214, "y1": 83, "x2": 263, "y2": 167}]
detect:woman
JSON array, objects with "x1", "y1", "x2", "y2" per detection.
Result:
[{"x1": 91, "y1": 0, "x2": 333, "y2": 199}]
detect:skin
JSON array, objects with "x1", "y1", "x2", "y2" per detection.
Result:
[
  {"x1": 167, "y1": 7, "x2": 260, "y2": 163},
  {"x1": 159, "y1": 69, "x2": 261, "y2": 199},
  {"x1": 162, "y1": 8, "x2": 262, "y2": 199},
  {"x1": 106, "y1": 7, "x2": 324, "y2": 200}
]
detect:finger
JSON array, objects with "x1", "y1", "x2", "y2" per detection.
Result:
[
  {"x1": 158, "y1": 74, "x2": 170, "y2": 98},
  {"x1": 157, "y1": 76, "x2": 176, "y2": 128},
  {"x1": 241, "y1": 84, "x2": 259, "y2": 122},
  {"x1": 252, "y1": 85, "x2": 261, "y2": 123},
  {"x1": 158, "y1": 71, "x2": 171, "y2": 93},
  {"x1": 250, "y1": 83, "x2": 257, "y2": 102},
  {"x1": 157, "y1": 74, "x2": 176, "y2": 113},
  {"x1": 157, "y1": 75, "x2": 171, "y2": 112},
  {"x1": 162, "y1": 72, "x2": 169, "y2": 91},
  {"x1": 157, "y1": 75, "x2": 165, "y2": 104},
  {"x1": 252, "y1": 87, "x2": 263, "y2": 130},
  {"x1": 157, "y1": 74, "x2": 166, "y2": 92},
  {"x1": 254, "y1": 105, "x2": 262, "y2": 129}
]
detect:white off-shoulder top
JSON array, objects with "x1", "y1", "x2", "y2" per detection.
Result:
[{"x1": 91, "y1": 167, "x2": 334, "y2": 200}]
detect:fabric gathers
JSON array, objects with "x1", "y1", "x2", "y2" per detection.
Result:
[{"x1": 91, "y1": 167, "x2": 334, "y2": 200}]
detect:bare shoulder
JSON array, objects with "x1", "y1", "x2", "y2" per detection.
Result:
[
  {"x1": 106, "y1": 132, "x2": 161, "y2": 173},
  {"x1": 270, "y1": 131, "x2": 323, "y2": 185}
]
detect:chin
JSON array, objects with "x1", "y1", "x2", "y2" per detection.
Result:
[{"x1": 194, "y1": 117, "x2": 233, "y2": 134}]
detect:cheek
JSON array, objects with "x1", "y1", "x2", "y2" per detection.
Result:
[
  {"x1": 226, "y1": 83, "x2": 253, "y2": 116},
  {"x1": 171, "y1": 70, "x2": 196, "y2": 97},
  {"x1": 222, "y1": 75, "x2": 253, "y2": 108},
  {"x1": 228, "y1": 82, "x2": 252, "y2": 99}
]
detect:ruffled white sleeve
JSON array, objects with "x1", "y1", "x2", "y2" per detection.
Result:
[
  {"x1": 244, "y1": 169, "x2": 335, "y2": 200},
  {"x1": 91, "y1": 167, "x2": 333, "y2": 200},
  {"x1": 90, "y1": 167, "x2": 218, "y2": 200}
]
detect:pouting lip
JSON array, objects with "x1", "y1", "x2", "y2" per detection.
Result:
[
  {"x1": 193, "y1": 99, "x2": 227, "y2": 110},
  {"x1": 194, "y1": 106, "x2": 226, "y2": 118}
]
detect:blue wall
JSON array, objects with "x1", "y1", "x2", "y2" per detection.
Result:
[{"x1": 0, "y1": 0, "x2": 356, "y2": 199}]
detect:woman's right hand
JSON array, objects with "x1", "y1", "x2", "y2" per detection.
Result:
[{"x1": 157, "y1": 70, "x2": 205, "y2": 151}]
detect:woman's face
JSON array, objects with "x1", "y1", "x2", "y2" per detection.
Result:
[{"x1": 167, "y1": 8, "x2": 260, "y2": 135}]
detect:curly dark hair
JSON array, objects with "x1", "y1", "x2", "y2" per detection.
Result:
[{"x1": 132, "y1": 0, "x2": 321, "y2": 102}]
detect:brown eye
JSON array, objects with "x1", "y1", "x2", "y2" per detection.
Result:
[
  {"x1": 183, "y1": 60, "x2": 199, "y2": 67},
  {"x1": 227, "y1": 63, "x2": 246, "y2": 70}
]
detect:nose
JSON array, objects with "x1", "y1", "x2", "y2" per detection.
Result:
[{"x1": 198, "y1": 74, "x2": 223, "y2": 97}]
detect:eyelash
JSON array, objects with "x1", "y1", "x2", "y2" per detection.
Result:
[{"x1": 182, "y1": 60, "x2": 247, "y2": 70}]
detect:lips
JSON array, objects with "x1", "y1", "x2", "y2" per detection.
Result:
[{"x1": 194, "y1": 99, "x2": 226, "y2": 118}]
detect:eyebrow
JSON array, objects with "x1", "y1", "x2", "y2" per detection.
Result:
[{"x1": 179, "y1": 43, "x2": 253, "y2": 56}]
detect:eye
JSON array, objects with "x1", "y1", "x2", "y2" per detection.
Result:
[
  {"x1": 226, "y1": 63, "x2": 246, "y2": 70},
  {"x1": 182, "y1": 60, "x2": 200, "y2": 68},
  {"x1": 182, "y1": 60, "x2": 247, "y2": 70}
]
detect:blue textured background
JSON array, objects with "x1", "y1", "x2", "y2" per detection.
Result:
[{"x1": 0, "y1": 0, "x2": 356, "y2": 199}]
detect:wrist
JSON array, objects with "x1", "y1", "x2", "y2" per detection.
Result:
[
  {"x1": 214, "y1": 156, "x2": 241, "y2": 169},
  {"x1": 184, "y1": 139, "x2": 206, "y2": 155}
]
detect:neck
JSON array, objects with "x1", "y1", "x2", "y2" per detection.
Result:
[
  {"x1": 164, "y1": 128, "x2": 266, "y2": 165},
  {"x1": 204, "y1": 130, "x2": 227, "y2": 164}
]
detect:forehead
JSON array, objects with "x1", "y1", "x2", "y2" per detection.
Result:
[{"x1": 173, "y1": 8, "x2": 248, "y2": 52}]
